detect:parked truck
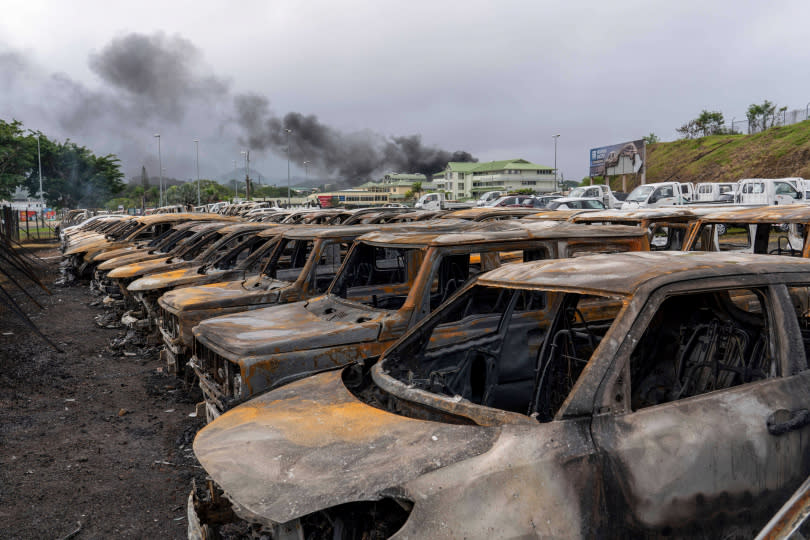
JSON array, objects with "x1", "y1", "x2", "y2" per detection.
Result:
[
  {"x1": 567, "y1": 184, "x2": 624, "y2": 209},
  {"x1": 736, "y1": 178, "x2": 804, "y2": 205},
  {"x1": 695, "y1": 182, "x2": 737, "y2": 202},
  {"x1": 415, "y1": 192, "x2": 474, "y2": 211},
  {"x1": 621, "y1": 182, "x2": 694, "y2": 209}
]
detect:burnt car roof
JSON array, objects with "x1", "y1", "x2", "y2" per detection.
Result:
[
  {"x1": 188, "y1": 222, "x2": 230, "y2": 233},
  {"x1": 478, "y1": 251, "x2": 810, "y2": 296},
  {"x1": 214, "y1": 222, "x2": 275, "y2": 234},
  {"x1": 358, "y1": 221, "x2": 647, "y2": 248},
  {"x1": 523, "y1": 209, "x2": 596, "y2": 221},
  {"x1": 282, "y1": 224, "x2": 397, "y2": 240},
  {"x1": 133, "y1": 212, "x2": 234, "y2": 225},
  {"x1": 697, "y1": 204, "x2": 810, "y2": 223},
  {"x1": 572, "y1": 207, "x2": 698, "y2": 222},
  {"x1": 441, "y1": 207, "x2": 539, "y2": 219}
]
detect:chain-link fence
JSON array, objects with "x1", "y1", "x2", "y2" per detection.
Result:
[{"x1": 728, "y1": 106, "x2": 810, "y2": 134}]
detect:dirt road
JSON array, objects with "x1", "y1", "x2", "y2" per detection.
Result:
[{"x1": 0, "y1": 246, "x2": 204, "y2": 539}]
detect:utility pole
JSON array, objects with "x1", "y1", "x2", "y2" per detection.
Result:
[
  {"x1": 285, "y1": 128, "x2": 293, "y2": 207},
  {"x1": 154, "y1": 134, "x2": 163, "y2": 207},
  {"x1": 36, "y1": 134, "x2": 44, "y2": 210},
  {"x1": 232, "y1": 159, "x2": 238, "y2": 200},
  {"x1": 194, "y1": 138, "x2": 201, "y2": 206},
  {"x1": 552, "y1": 134, "x2": 560, "y2": 192},
  {"x1": 241, "y1": 150, "x2": 251, "y2": 200}
]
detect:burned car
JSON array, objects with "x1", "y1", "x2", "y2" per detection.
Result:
[
  {"x1": 190, "y1": 222, "x2": 649, "y2": 420},
  {"x1": 685, "y1": 204, "x2": 810, "y2": 256},
  {"x1": 91, "y1": 220, "x2": 228, "y2": 294},
  {"x1": 571, "y1": 207, "x2": 701, "y2": 250},
  {"x1": 192, "y1": 252, "x2": 810, "y2": 538},
  {"x1": 122, "y1": 223, "x2": 274, "y2": 320},
  {"x1": 105, "y1": 221, "x2": 238, "y2": 302},
  {"x1": 158, "y1": 224, "x2": 381, "y2": 375},
  {"x1": 62, "y1": 213, "x2": 227, "y2": 278}
]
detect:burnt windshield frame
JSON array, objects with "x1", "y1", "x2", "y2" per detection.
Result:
[
  {"x1": 261, "y1": 238, "x2": 314, "y2": 280},
  {"x1": 328, "y1": 242, "x2": 418, "y2": 303}
]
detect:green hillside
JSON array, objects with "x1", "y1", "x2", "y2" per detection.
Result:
[{"x1": 644, "y1": 120, "x2": 810, "y2": 187}]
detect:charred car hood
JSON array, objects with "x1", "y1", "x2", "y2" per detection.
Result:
[
  {"x1": 63, "y1": 237, "x2": 117, "y2": 256},
  {"x1": 127, "y1": 266, "x2": 217, "y2": 292},
  {"x1": 160, "y1": 277, "x2": 287, "y2": 312},
  {"x1": 97, "y1": 250, "x2": 166, "y2": 271},
  {"x1": 108, "y1": 257, "x2": 190, "y2": 279},
  {"x1": 194, "y1": 370, "x2": 499, "y2": 524},
  {"x1": 194, "y1": 300, "x2": 380, "y2": 358},
  {"x1": 92, "y1": 245, "x2": 144, "y2": 262}
]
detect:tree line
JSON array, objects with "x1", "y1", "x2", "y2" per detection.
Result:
[
  {"x1": 106, "y1": 170, "x2": 302, "y2": 211},
  {"x1": 0, "y1": 119, "x2": 125, "y2": 208},
  {"x1": 676, "y1": 100, "x2": 788, "y2": 139}
]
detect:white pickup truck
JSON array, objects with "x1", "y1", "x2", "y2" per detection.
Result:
[
  {"x1": 736, "y1": 178, "x2": 804, "y2": 205},
  {"x1": 621, "y1": 182, "x2": 694, "y2": 209},
  {"x1": 415, "y1": 192, "x2": 474, "y2": 211},
  {"x1": 694, "y1": 182, "x2": 737, "y2": 202},
  {"x1": 567, "y1": 184, "x2": 623, "y2": 209}
]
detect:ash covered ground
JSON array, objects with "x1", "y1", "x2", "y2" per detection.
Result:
[{"x1": 0, "y1": 246, "x2": 206, "y2": 539}]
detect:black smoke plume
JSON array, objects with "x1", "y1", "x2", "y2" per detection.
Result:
[
  {"x1": 235, "y1": 93, "x2": 476, "y2": 182},
  {"x1": 2, "y1": 32, "x2": 476, "y2": 183}
]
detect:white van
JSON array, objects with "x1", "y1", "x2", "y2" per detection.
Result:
[{"x1": 736, "y1": 178, "x2": 803, "y2": 205}]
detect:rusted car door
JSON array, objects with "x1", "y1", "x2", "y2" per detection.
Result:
[{"x1": 590, "y1": 281, "x2": 810, "y2": 536}]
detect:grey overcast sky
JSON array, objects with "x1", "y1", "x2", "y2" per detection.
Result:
[{"x1": 2, "y1": 0, "x2": 809, "y2": 185}]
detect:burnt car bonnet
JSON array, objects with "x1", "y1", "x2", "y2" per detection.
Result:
[
  {"x1": 193, "y1": 299, "x2": 380, "y2": 358},
  {"x1": 193, "y1": 369, "x2": 499, "y2": 524}
]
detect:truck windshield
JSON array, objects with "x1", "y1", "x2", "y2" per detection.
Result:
[
  {"x1": 626, "y1": 185, "x2": 655, "y2": 202},
  {"x1": 330, "y1": 243, "x2": 421, "y2": 310},
  {"x1": 568, "y1": 187, "x2": 587, "y2": 197}
]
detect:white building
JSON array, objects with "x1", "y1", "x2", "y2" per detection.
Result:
[{"x1": 432, "y1": 159, "x2": 556, "y2": 200}]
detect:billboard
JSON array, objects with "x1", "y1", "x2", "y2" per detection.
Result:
[{"x1": 589, "y1": 139, "x2": 645, "y2": 177}]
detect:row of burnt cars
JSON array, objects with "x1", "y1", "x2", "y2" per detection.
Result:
[{"x1": 59, "y1": 203, "x2": 810, "y2": 539}]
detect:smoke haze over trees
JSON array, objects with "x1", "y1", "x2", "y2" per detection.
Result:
[
  {"x1": 0, "y1": 119, "x2": 124, "y2": 207},
  {"x1": 1, "y1": 31, "x2": 476, "y2": 186}
]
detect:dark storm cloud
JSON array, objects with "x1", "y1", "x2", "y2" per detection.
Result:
[{"x1": 235, "y1": 93, "x2": 476, "y2": 181}]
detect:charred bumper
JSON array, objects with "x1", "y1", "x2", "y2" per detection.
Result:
[
  {"x1": 187, "y1": 479, "x2": 412, "y2": 540},
  {"x1": 190, "y1": 338, "x2": 243, "y2": 421}
]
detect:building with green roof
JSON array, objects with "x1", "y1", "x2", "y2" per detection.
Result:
[{"x1": 434, "y1": 159, "x2": 555, "y2": 199}]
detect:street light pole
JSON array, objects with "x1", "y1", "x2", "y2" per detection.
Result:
[
  {"x1": 194, "y1": 138, "x2": 200, "y2": 207},
  {"x1": 303, "y1": 160, "x2": 309, "y2": 182},
  {"x1": 154, "y1": 134, "x2": 162, "y2": 207},
  {"x1": 285, "y1": 128, "x2": 292, "y2": 207},
  {"x1": 241, "y1": 150, "x2": 250, "y2": 200},
  {"x1": 36, "y1": 134, "x2": 44, "y2": 209},
  {"x1": 233, "y1": 159, "x2": 238, "y2": 200},
  {"x1": 552, "y1": 134, "x2": 560, "y2": 192}
]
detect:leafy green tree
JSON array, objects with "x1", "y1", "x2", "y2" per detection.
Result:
[
  {"x1": 746, "y1": 100, "x2": 777, "y2": 133},
  {"x1": 27, "y1": 140, "x2": 125, "y2": 208},
  {"x1": 253, "y1": 185, "x2": 299, "y2": 199},
  {"x1": 642, "y1": 133, "x2": 660, "y2": 144},
  {"x1": 0, "y1": 119, "x2": 36, "y2": 199},
  {"x1": 412, "y1": 181, "x2": 423, "y2": 194},
  {"x1": 677, "y1": 110, "x2": 726, "y2": 139}
]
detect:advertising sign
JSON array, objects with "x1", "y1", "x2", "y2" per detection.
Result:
[{"x1": 589, "y1": 139, "x2": 645, "y2": 177}]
